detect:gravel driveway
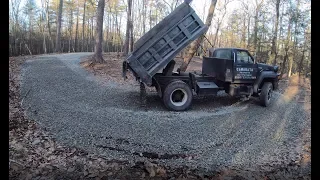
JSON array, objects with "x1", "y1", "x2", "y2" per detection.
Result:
[{"x1": 21, "y1": 53, "x2": 311, "y2": 174}]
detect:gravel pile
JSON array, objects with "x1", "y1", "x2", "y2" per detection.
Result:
[{"x1": 21, "y1": 53, "x2": 311, "y2": 178}]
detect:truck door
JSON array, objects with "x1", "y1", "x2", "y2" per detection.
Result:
[{"x1": 233, "y1": 50, "x2": 258, "y2": 83}]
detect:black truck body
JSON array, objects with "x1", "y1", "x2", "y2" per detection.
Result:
[{"x1": 123, "y1": 2, "x2": 280, "y2": 111}]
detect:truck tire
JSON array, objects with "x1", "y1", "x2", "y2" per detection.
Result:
[
  {"x1": 163, "y1": 80, "x2": 192, "y2": 111},
  {"x1": 259, "y1": 82, "x2": 273, "y2": 107}
]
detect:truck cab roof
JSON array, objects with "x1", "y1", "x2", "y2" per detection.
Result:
[{"x1": 209, "y1": 47, "x2": 250, "y2": 52}]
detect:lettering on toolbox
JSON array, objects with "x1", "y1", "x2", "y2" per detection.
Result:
[
  {"x1": 235, "y1": 67, "x2": 256, "y2": 79},
  {"x1": 236, "y1": 68, "x2": 253, "y2": 72}
]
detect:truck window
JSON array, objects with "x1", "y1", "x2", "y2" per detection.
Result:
[
  {"x1": 212, "y1": 49, "x2": 232, "y2": 60},
  {"x1": 236, "y1": 50, "x2": 254, "y2": 64}
]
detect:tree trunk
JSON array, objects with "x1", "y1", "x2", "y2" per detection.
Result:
[
  {"x1": 299, "y1": 29, "x2": 308, "y2": 75},
  {"x1": 253, "y1": 10, "x2": 258, "y2": 54},
  {"x1": 55, "y1": 0, "x2": 63, "y2": 53},
  {"x1": 130, "y1": 21, "x2": 134, "y2": 52},
  {"x1": 307, "y1": 49, "x2": 311, "y2": 76},
  {"x1": 123, "y1": 0, "x2": 133, "y2": 56},
  {"x1": 46, "y1": 0, "x2": 54, "y2": 52},
  {"x1": 112, "y1": 13, "x2": 115, "y2": 52},
  {"x1": 280, "y1": 18, "x2": 292, "y2": 78},
  {"x1": 25, "y1": 43, "x2": 32, "y2": 55},
  {"x1": 212, "y1": 14, "x2": 225, "y2": 49},
  {"x1": 87, "y1": 18, "x2": 90, "y2": 52},
  {"x1": 252, "y1": 0, "x2": 264, "y2": 53},
  {"x1": 75, "y1": 1, "x2": 79, "y2": 52},
  {"x1": 82, "y1": 0, "x2": 86, "y2": 52},
  {"x1": 106, "y1": 10, "x2": 110, "y2": 53},
  {"x1": 241, "y1": 16, "x2": 246, "y2": 48},
  {"x1": 118, "y1": 14, "x2": 123, "y2": 53},
  {"x1": 179, "y1": 0, "x2": 218, "y2": 72},
  {"x1": 288, "y1": 0, "x2": 300, "y2": 78},
  {"x1": 299, "y1": 49, "x2": 305, "y2": 76},
  {"x1": 212, "y1": 25, "x2": 219, "y2": 48},
  {"x1": 149, "y1": 3, "x2": 152, "y2": 30},
  {"x1": 92, "y1": 0, "x2": 105, "y2": 63},
  {"x1": 130, "y1": 1, "x2": 134, "y2": 53},
  {"x1": 91, "y1": 16, "x2": 94, "y2": 52},
  {"x1": 288, "y1": 56, "x2": 293, "y2": 77},
  {"x1": 277, "y1": 5, "x2": 284, "y2": 60},
  {"x1": 115, "y1": 12, "x2": 119, "y2": 54},
  {"x1": 39, "y1": 0, "x2": 47, "y2": 54},
  {"x1": 43, "y1": 27, "x2": 47, "y2": 54},
  {"x1": 108, "y1": 7, "x2": 112, "y2": 53},
  {"x1": 271, "y1": 0, "x2": 280, "y2": 65},
  {"x1": 247, "y1": 15, "x2": 250, "y2": 49},
  {"x1": 70, "y1": 0, "x2": 74, "y2": 52},
  {"x1": 28, "y1": 2, "x2": 33, "y2": 54},
  {"x1": 280, "y1": 50, "x2": 288, "y2": 77},
  {"x1": 142, "y1": 0, "x2": 146, "y2": 34}
]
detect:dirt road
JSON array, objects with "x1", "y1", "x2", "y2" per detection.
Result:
[{"x1": 20, "y1": 53, "x2": 311, "y2": 177}]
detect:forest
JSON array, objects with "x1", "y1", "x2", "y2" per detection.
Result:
[{"x1": 9, "y1": 0, "x2": 311, "y2": 77}]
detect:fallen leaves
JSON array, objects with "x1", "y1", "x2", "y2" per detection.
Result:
[
  {"x1": 144, "y1": 160, "x2": 156, "y2": 177},
  {"x1": 144, "y1": 160, "x2": 167, "y2": 177},
  {"x1": 80, "y1": 53, "x2": 144, "y2": 87}
]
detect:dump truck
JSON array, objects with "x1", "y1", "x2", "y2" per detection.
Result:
[{"x1": 123, "y1": 1, "x2": 280, "y2": 111}]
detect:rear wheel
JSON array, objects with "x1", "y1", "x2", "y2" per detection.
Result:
[
  {"x1": 259, "y1": 82, "x2": 273, "y2": 107},
  {"x1": 163, "y1": 80, "x2": 192, "y2": 111}
]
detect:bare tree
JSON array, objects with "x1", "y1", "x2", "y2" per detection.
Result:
[
  {"x1": 55, "y1": 0, "x2": 63, "y2": 52},
  {"x1": 288, "y1": 0, "x2": 301, "y2": 77},
  {"x1": 299, "y1": 33, "x2": 307, "y2": 75},
  {"x1": 75, "y1": 0, "x2": 80, "y2": 52},
  {"x1": 46, "y1": 0, "x2": 55, "y2": 52},
  {"x1": 271, "y1": 0, "x2": 280, "y2": 65},
  {"x1": 10, "y1": 0, "x2": 22, "y2": 55},
  {"x1": 179, "y1": 0, "x2": 218, "y2": 72},
  {"x1": 40, "y1": 0, "x2": 47, "y2": 54},
  {"x1": 280, "y1": 16, "x2": 292, "y2": 77},
  {"x1": 142, "y1": 0, "x2": 146, "y2": 34},
  {"x1": 162, "y1": 0, "x2": 182, "y2": 12},
  {"x1": 67, "y1": 0, "x2": 75, "y2": 53},
  {"x1": 212, "y1": 0, "x2": 231, "y2": 48},
  {"x1": 240, "y1": 0, "x2": 252, "y2": 49},
  {"x1": 92, "y1": 0, "x2": 105, "y2": 63},
  {"x1": 82, "y1": 0, "x2": 87, "y2": 52},
  {"x1": 253, "y1": 0, "x2": 264, "y2": 54},
  {"x1": 123, "y1": 0, "x2": 133, "y2": 56}
]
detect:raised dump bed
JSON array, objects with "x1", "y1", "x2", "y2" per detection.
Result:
[{"x1": 123, "y1": 1, "x2": 208, "y2": 86}]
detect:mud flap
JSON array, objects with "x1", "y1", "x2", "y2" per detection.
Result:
[
  {"x1": 122, "y1": 61, "x2": 128, "y2": 80},
  {"x1": 140, "y1": 82, "x2": 147, "y2": 108}
]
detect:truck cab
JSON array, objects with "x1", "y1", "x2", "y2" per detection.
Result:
[
  {"x1": 205, "y1": 48, "x2": 279, "y2": 97},
  {"x1": 208, "y1": 48, "x2": 258, "y2": 83}
]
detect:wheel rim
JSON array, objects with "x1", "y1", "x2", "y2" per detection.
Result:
[
  {"x1": 267, "y1": 88, "x2": 272, "y2": 101},
  {"x1": 170, "y1": 88, "x2": 188, "y2": 107}
]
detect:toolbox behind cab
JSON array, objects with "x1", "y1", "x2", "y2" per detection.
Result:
[{"x1": 123, "y1": 2, "x2": 208, "y2": 86}]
